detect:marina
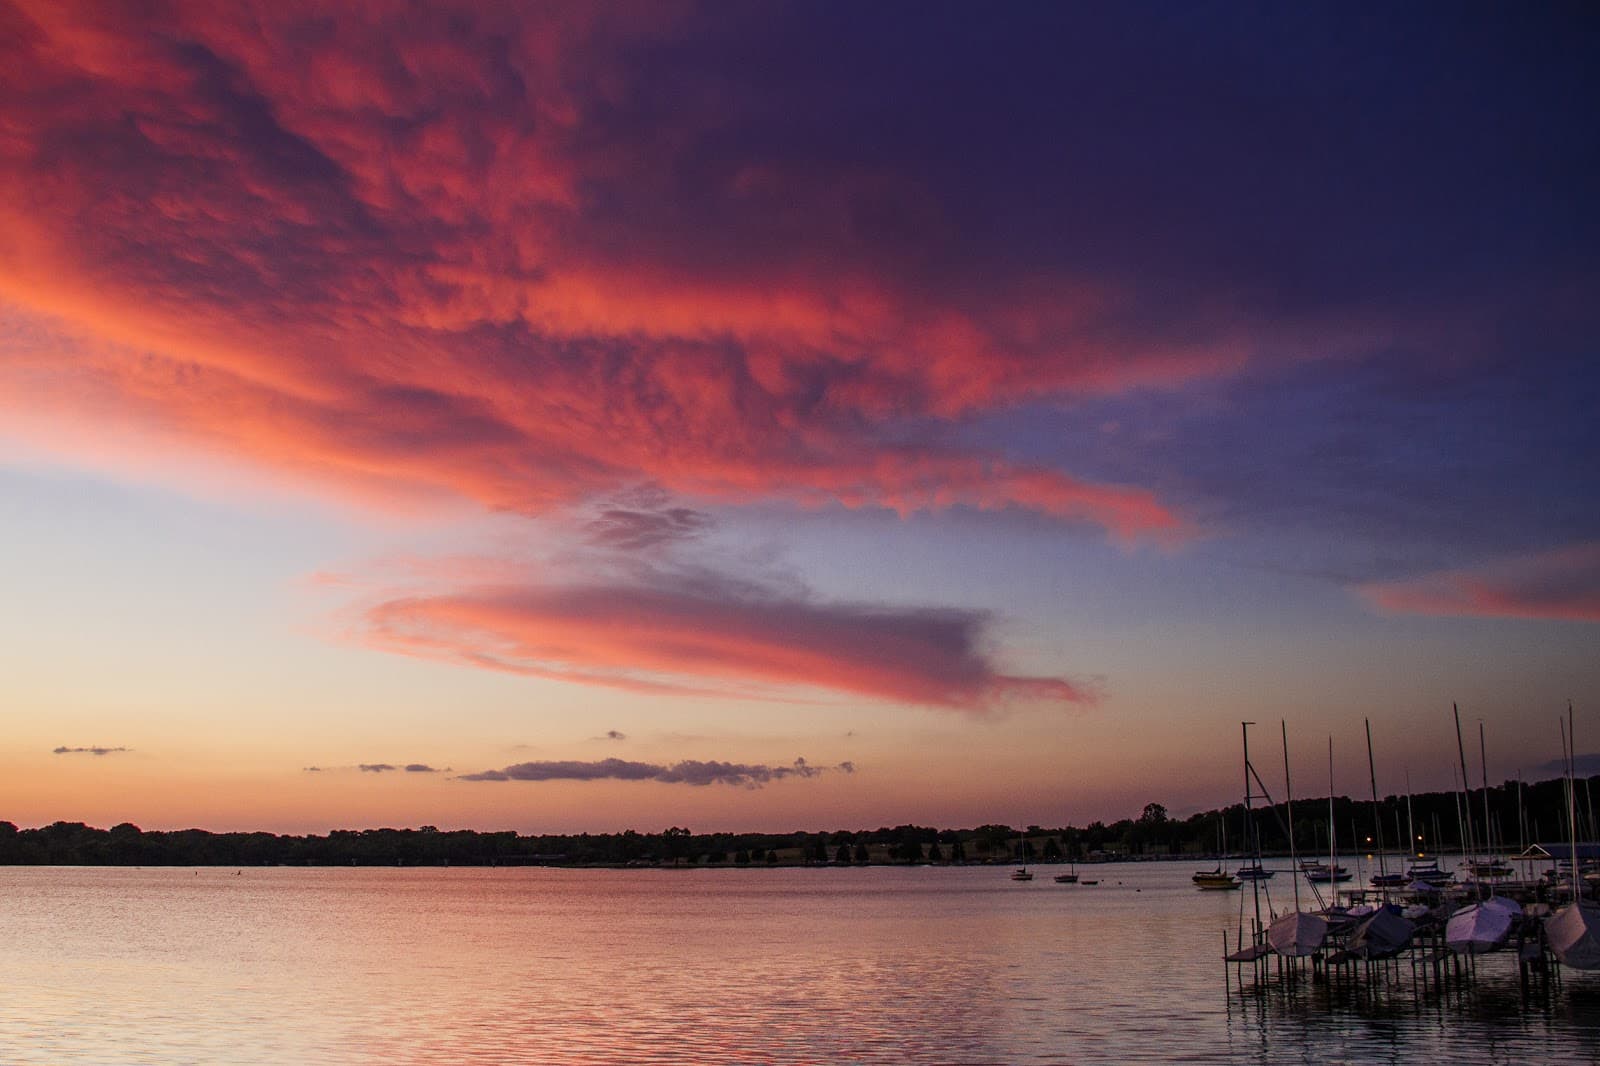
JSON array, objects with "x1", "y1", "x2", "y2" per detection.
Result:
[{"x1": 1219, "y1": 710, "x2": 1600, "y2": 1015}]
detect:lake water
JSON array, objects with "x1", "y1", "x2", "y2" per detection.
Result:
[{"x1": 3, "y1": 863, "x2": 1599, "y2": 1063}]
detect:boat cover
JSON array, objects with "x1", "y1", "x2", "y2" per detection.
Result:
[
  {"x1": 1445, "y1": 896, "x2": 1517, "y2": 955},
  {"x1": 1267, "y1": 910, "x2": 1328, "y2": 957},
  {"x1": 1547, "y1": 902, "x2": 1600, "y2": 970},
  {"x1": 1348, "y1": 908, "x2": 1415, "y2": 960}
]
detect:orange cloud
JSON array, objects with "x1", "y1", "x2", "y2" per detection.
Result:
[
  {"x1": 0, "y1": 2, "x2": 1229, "y2": 540},
  {"x1": 1358, "y1": 542, "x2": 1600, "y2": 623},
  {"x1": 358, "y1": 571, "x2": 1097, "y2": 712}
]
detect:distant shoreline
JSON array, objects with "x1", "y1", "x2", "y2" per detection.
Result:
[{"x1": 6, "y1": 769, "x2": 1581, "y2": 870}]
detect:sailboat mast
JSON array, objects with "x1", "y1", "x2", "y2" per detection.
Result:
[
  {"x1": 1365, "y1": 719, "x2": 1386, "y2": 883},
  {"x1": 1283, "y1": 721, "x2": 1301, "y2": 913},
  {"x1": 1327, "y1": 737, "x2": 1336, "y2": 886},
  {"x1": 1243, "y1": 721, "x2": 1261, "y2": 936},
  {"x1": 1568, "y1": 703, "x2": 1580, "y2": 901},
  {"x1": 1454, "y1": 703, "x2": 1478, "y2": 862},
  {"x1": 1479, "y1": 720, "x2": 1493, "y2": 857},
  {"x1": 1406, "y1": 770, "x2": 1417, "y2": 859}
]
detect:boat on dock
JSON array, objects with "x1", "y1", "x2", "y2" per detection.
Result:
[
  {"x1": 1267, "y1": 909, "x2": 1328, "y2": 956},
  {"x1": 1346, "y1": 906, "x2": 1415, "y2": 960},
  {"x1": 1444, "y1": 895, "x2": 1519, "y2": 954},
  {"x1": 1548, "y1": 901, "x2": 1600, "y2": 969}
]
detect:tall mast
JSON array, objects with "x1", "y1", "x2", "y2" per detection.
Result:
[
  {"x1": 1454, "y1": 703, "x2": 1477, "y2": 863},
  {"x1": 1283, "y1": 721, "x2": 1301, "y2": 913},
  {"x1": 1405, "y1": 769, "x2": 1417, "y2": 860},
  {"x1": 1365, "y1": 719, "x2": 1387, "y2": 884},
  {"x1": 1479, "y1": 720, "x2": 1493, "y2": 857},
  {"x1": 1327, "y1": 737, "x2": 1336, "y2": 883},
  {"x1": 1243, "y1": 721, "x2": 1261, "y2": 935},
  {"x1": 1568, "y1": 703, "x2": 1580, "y2": 902}
]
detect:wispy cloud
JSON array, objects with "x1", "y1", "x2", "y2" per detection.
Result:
[
  {"x1": 459, "y1": 757, "x2": 853, "y2": 789},
  {"x1": 306, "y1": 762, "x2": 449, "y2": 774},
  {"x1": 1533, "y1": 753, "x2": 1600, "y2": 777},
  {"x1": 53, "y1": 745, "x2": 129, "y2": 756},
  {"x1": 359, "y1": 566, "x2": 1097, "y2": 712},
  {"x1": 586, "y1": 494, "x2": 715, "y2": 552},
  {"x1": 1358, "y1": 542, "x2": 1600, "y2": 623}
]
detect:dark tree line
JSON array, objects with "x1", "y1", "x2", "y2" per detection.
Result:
[{"x1": 2, "y1": 774, "x2": 1591, "y2": 866}]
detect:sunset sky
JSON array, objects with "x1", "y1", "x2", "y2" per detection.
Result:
[{"x1": 2, "y1": 2, "x2": 1595, "y2": 835}]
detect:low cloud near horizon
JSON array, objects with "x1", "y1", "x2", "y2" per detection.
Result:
[
  {"x1": 460, "y1": 757, "x2": 854, "y2": 789},
  {"x1": 54, "y1": 745, "x2": 129, "y2": 756},
  {"x1": 305, "y1": 763, "x2": 448, "y2": 774},
  {"x1": 361, "y1": 566, "x2": 1097, "y2": 712},
  {"x1": 1358, "y1": 542, "x2": 1600, "y2": 624}
]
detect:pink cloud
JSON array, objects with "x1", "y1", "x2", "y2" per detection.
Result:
[
  {"x1": 1358, "y1": 542, "x2": 1600, "y2": 623},
  {"x1": 0, "y1": 2, "x2": 1222, "y2": 539},
  {"x1": 358, "y1": 572, "x2": 1098, "y2": 712}
]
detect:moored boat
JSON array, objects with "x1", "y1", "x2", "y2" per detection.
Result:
[
  {"x1": 1193, "y1": 868, "x2": 1241, "y2": 891},
  {"x1": 1303, "y1": 863, "x2": 1352, "y2": 884}
]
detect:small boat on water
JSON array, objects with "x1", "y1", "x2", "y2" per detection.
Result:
[
  {"x1": 1234, "y1": 862, "x2": 1274, "y2": 881},
  {"x1": 1405, "y1": 859, "x2": 1449, "y2": 882},
  {"x1": 1054, "y1": 872, "x2": 1078, "y2": 884},
  {"x1": 1303, "y1": 863, "x2": 1352, "y2": 884},
  {"x1": 1465, "y1": 856, "x2": 1513, "y2": 878},
  {"x1": 1370, "y1": 872, "x2": 1409, "y2": 889},
  {"x1": 1080, "y1": 879, "x2": 1099, "y2": 885},
  {"x1": 1192, "y1": 868, "x2": 1241, "y2": 891},
  {"x1": 1010, "y1": 829, "x2": 1033, "y2": 880}
]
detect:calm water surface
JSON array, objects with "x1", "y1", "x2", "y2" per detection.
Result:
[{"x1": 3, "y1": 863, "x2": 1600, "y2": 1063}]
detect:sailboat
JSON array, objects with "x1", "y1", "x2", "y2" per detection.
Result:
[
  {"x1": 1054, "y1": 854, "x2": 1078, "y2": 884},
  {"x1": 1362, "y1": 720, "x2": 1410, "y2": 891},
  {"x1": 1267, "y1": 723, "x2": 1328, "y2": 957},
  {"x1": 1010, "y1": 829, "x2": 1033, "y2": 881},
  {"x1": 1193, "y1": 816, "x2": 1240, "y2": 889},
  {"x1": 1303, "y1": 739, "x2": 1351, "y2": 883},
  {"x1": 1547, "y1": 704, "x2": 1600, "y2": 969},
  {"x1": 1462, "y1": 719, "x2": 1513, "y2": 880}
]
